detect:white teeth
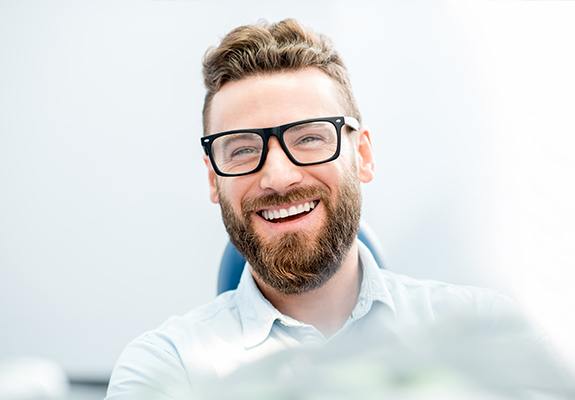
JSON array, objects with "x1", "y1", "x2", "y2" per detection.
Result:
[{"x1": 260, "y1": 201, "x2": 318, "y2": 221}]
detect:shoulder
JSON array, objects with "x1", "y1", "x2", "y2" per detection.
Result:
[
  {"x1": 377, "y1": 268, "x2": 515, "y2": 322},
  {"x1": 380, "y1": 268, "x2": 499, "y2": 297},
  {"x1": 158, "y1": 290, "x2": 242, "y2": 338},
  {"x1": 132, "y1": 289, "x2": 245, "y2": 361},
  {"x1": 106, "y1": 290, "x2": 242, "y2": 398}
]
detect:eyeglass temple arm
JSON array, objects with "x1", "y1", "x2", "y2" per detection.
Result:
[{"x1": 344, "y1": 116, "x2": 360, "y2": 131}]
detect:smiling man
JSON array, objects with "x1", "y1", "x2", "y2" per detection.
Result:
[
  {"x1": 204, "y1": 67, "x2": 372, "y2": 336},
  {"x1": 106, "y1": 19, "x2": 513, "y2": 399}
]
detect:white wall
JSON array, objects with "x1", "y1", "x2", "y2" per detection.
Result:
[{"x1": 1, "y1": 0, "x2": 574, "y2": 378}]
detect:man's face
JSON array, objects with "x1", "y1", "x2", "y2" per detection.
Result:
[{"x1": 205, "y1": 68, "x2": 375, "y2": 294}]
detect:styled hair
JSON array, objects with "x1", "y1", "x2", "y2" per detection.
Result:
[{"x1": 201, "y1": 18, "x2": 361, "y2": 133}]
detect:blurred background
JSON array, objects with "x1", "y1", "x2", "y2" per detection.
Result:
[{"x1": 1, "y1": 0, "x2": 574, "y2": 397}]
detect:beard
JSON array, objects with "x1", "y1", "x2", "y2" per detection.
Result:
[{"x1": 218, "y1": 169, "x2": 362, "y2": 295}]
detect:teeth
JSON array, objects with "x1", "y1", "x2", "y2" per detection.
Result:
[{"x1": 260, "y1": 201, "x2": 318, "y2": 221}]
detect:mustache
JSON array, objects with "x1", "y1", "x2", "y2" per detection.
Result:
[{"x1": 241, "y1": 186, "x2": 329, "y2": 214}]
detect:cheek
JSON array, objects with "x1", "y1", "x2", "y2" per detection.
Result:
[
  {"x1": 306, "y1": 164, "x2": 351, "y2": 195},
  {"x1": 218, "y1": 178, "x2": 254, "y2": 212},
  {"x1": 338, "y1": 136, "x2": 359, "y2": 169},
  {"x1": 333, "y1": 148, "x2": 360, "y2": 180}
]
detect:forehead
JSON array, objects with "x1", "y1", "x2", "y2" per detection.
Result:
[{"x1": 208, "y1": 68, "x2": 346, "y2": 134}]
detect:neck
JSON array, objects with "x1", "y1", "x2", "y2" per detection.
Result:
[{"x1": 252, "y1": 240, "x2": 362, "y2": 337}]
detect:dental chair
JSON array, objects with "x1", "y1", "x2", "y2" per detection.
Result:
[{"x1": 217, "y1": 221, "x2": 385, "y2": 294}]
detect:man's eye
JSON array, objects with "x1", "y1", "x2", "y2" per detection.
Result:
[
  {"x1": 230, "y1": 147, "x2": 259, "y2": 158},
  {"x1": 295, "y1": 135, "x2": 325, "y2": 145}
]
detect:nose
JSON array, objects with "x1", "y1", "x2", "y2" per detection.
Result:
[{"x1": 259, "y1": 137, "x2": 304, "y2": 193}]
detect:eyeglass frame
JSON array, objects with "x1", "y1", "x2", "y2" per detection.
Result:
[{"x1": 200, "y1": 116, "x2": 360, "y2": 177}]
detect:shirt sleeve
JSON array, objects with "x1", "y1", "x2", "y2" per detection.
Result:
[{"x1": 105, "y1": 332, "x2": 194, "y2": 400}]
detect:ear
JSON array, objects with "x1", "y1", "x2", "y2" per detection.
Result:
[
  {"x1": 355, "y1": 128, "x2": 375, "y2": 183},
  {"x1": 203, "y1": 155, "x2": 220, "y2": 204}
]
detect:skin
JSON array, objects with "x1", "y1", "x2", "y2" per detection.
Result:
[{"x1": 204, "y1": 67, "x2": 376, "y2": 336}]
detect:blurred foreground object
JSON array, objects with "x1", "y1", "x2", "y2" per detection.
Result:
[
  {"x1": 197, "y1": 309, "x2": 575, "y2": 400},
  {"x1": 0, "y1": 358, "x2": 69, "y2": 400}
]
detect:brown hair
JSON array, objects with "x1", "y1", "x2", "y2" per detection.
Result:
[{"x1": 202, "y1": 19, "x2": 361, "y2": 133}]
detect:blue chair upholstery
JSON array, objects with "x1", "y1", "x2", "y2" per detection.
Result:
[{"x1": 217, "y1": 220, "x2": 385, "y2": 294}]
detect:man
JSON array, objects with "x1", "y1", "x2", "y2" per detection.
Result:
[{"x1": 106, "y1": 19, "x2": 513, "y2": 399}]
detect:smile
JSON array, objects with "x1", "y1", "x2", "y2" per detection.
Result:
[{"x1": 257, "y1": 200, "x2": 319, "y2": 223}]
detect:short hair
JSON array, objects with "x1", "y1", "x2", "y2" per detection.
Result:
[{"x1": 202, "y1": 19, "x2": 361, "y2": 134}]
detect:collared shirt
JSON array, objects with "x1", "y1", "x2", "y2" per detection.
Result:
[{"x1": 106, "y1": 241, "x2": 509, "y2": 399}]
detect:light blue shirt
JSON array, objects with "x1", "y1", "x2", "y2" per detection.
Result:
[{"x1": 106, "y1": 241, "x2": 509, "y2": 399}]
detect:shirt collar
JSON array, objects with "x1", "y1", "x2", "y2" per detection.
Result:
[
  {"x1": 236, "y1": 264, "x2": 284, "y2": 349},
  {"x1": 352, "y1": 240, "x2": 396, "y2": 320},
  {"x1": 235, "y1": 239, "x2": 396, "y2": 348}
]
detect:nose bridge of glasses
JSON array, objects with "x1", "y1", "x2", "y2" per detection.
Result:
[
  {"x1": 262, "y1": 126, "x2": 283, "y2": 143},
  {"x1": 262, "y1": 126, "x2": 290, "y2": 157}
]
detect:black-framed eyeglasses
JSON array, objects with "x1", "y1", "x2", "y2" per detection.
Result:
[{"x1": 200, "y1": 116, "x2": 360, "y2": 177}]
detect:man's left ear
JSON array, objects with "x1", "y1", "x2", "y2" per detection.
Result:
[{"x1": 355, "y1": 128, "x2": 375, "y2": 183}]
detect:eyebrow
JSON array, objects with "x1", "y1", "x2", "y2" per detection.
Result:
[{"x1": 286, "y1": 122, "x2": 330, "y2": 132}]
